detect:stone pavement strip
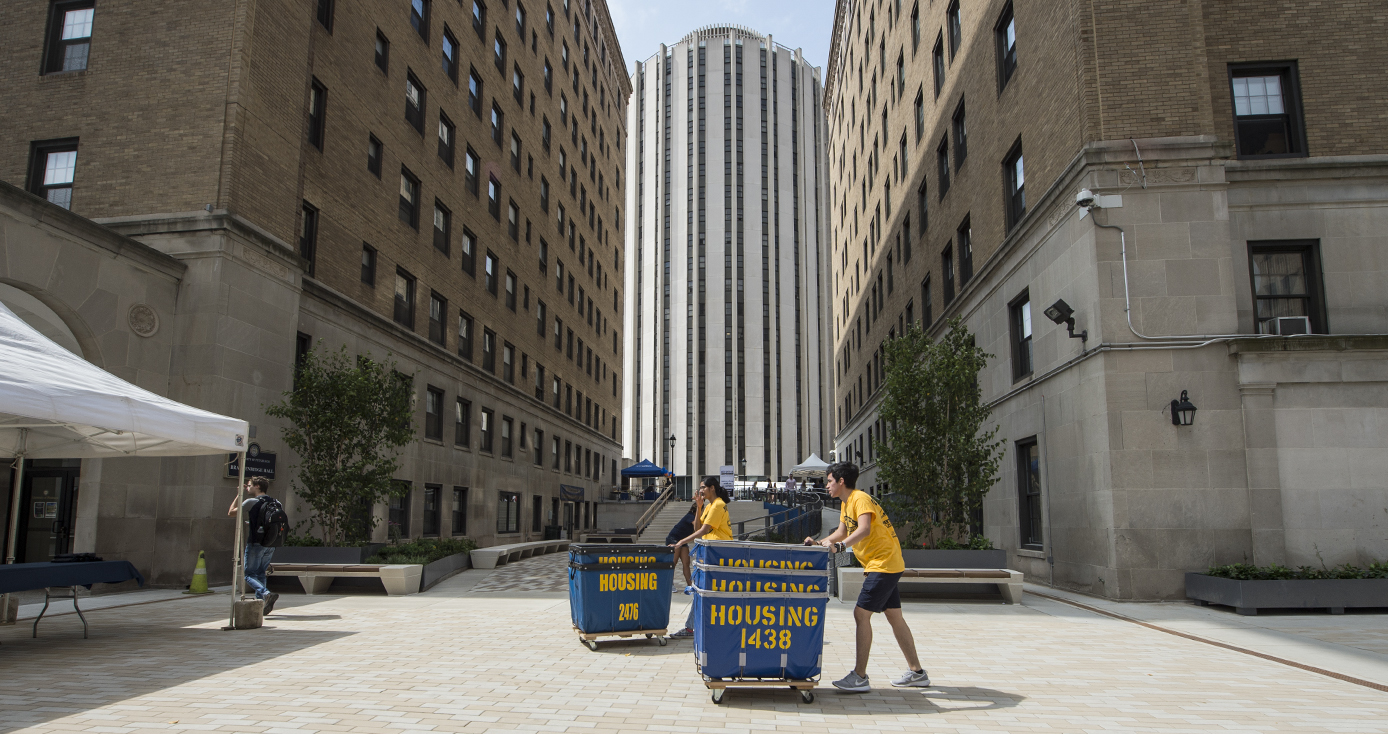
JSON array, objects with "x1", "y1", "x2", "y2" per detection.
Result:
[{"x1": 1, "y1": 554, "x2": 1386, "y2": 733}]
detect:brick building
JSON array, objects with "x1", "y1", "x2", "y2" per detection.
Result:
[
  {"x1": 0, "y1": 0, "x2": 630, "y2": 587},
  {"x1": 825, "y1": 0, "x2": 1388, "y2": 599}
]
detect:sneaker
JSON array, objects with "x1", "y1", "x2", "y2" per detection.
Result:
[
  {"x1": 669, "y1": 628, "x2": 694, "y2": 638},
  {"x1": 261, "y1": 592, "x2": 280, "y2": 616},
  {"x1": 832, "y1": 670, "x2": 870, "y2": 693},
  {"x1": 891, "y1": 669, "x2": 931, "y2": 688}
]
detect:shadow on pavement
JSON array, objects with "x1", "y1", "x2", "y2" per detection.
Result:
[{"x1": 713, "y1": 684, "x2": 1025, "y2": 712}]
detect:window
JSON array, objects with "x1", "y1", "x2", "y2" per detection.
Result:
[
  {"x1": 307, "y1": 79, "x2": 327, "y2": 150},
  {"x1": 367, "y1": 134, "x2": 383, "y2": 177},
  {"x1": 1005, "y1": 140, "x2": 1025, "y2": 228},
  {"x1": 914, "y1": 91, "x2": 924, "y2": 144},
  {"x1": 551, "y1": 435, "x2": 560, "y2": 468},
  {"x1": 28, "y1": 139, "x2": 78, "y2": 209},
  {"x1": 452, "y1": 487, "x2": 468, "y2": 534},
  {"x1": 436, "y1": 114, "x2": 455, "y2": 168},
  {"x1": 916, "y1": 179, "x2": 928, "y2": 234},
  {"x1": 497, "y1": 490, "x2": 519, "y2": 533},
  {"x1": 505, "y1": 271, "x2": 517, "y2": 310},
  {"x1": 491, "y1": 103, "x2": 504, "y2": 145},
  {"x1": 952, "y1": 99, "x2": 967, "y2": 169},
  {"x1": 375, "y1": 30, "x2": 390, "y2": 73},
  {"x1": 461, "y1": 228, "x2": 477, "y2": 275},
  {"x1": 471, "y1": 0, "x2": 486, "y2": 39},
  {"x1": 394, "y1": 268, "x2": 416, "y2": 328},
  {"x1": 534, "y1": 360, "x2": 545, "y2": 398},
  {"x1": 515, "y1": 4, "x2": 526, "y2": 35},
  {"x1": 1248, "y1": 241, "x2": 1325, "y2": 334},
  {"x1": 936, "y1": 138, "x2": 950, "y2": 198},
  {"x1": 1017, "y1": 438, "x2": 1042, "y2": 549},
  {"x1": 539, "y1": 238, "x2": 549, "y2": 273},
  {"x1": 932, "y1": 34, "x2": 945, "y2": 97},
  {"x1": 422, "y1": 485, "x2": 441, "y2": 536},
  {"x1": 552, "y1": 375, "x2": 561, "y2": 408},
  {"x1": 544, "y1": 59, "x2": 553, "y2": 94},
  {"x1": 480, "y1": 409, "x2": 495, "y2": 451},
  {"x1": 442, "y1": 26, "x2": 459, "y2": 81},
  {"x1": 920, "y1": 275, "x2": 932, "y2": 327},
  {"x1": 957, "y1": 217, "x2": 973, "y2": 285},
  {"x1": 996, "y1": 3, "x2": 1017, "y2": 90},
  {"x1": 410, "y1": 0, "x2": 429, "y2": 40},
  {"x1": 554, "y1": 316, "x2": 562, "y2": 349},
  {"x1": 488, "y1": 175, "x2": 501, "y2": 218},
  {"x1": 539, "y1": 177, "x2": 551, "y2": 213},
  {"x1": 513, "y1": 65, "x2": 525, "y2": 103},
  {"x1": 533, "y1": 428, "x2": 544, "y2": 464},
  {"x1": 494, "y1": 32, "x2": 507, "y2": 72},
  {"x1": 455, "y1": 398, "x2": 471, "y2": 446},
  {"x1": 947, "y1": 0, "x2": 962, "y2": 58},
  {"x1": 485, "y1": 251, "x2": 499, "y2": 294},
  {"x1": 425, "y1": 386, "x2": 444, "y2": 440},
  {"x1": 1009, "y1": 291, "x2": 1032, "y2": 380},
  {"x1": 361, "y1": 243, "x2": 377, "y2": 285},
  {"x1": 429, "y1": 292, "x2": 447, "y2": 346},
  {"x1": 510, "y1": 133, "x2": 522, "y2": 171},
  {"x1": 942, "y1": 247, "x2": 955, "y2": 305},
  {"x1": 405, "y1": 73, "x2": 426, "y2": 132},
  {"x1": 507, "y1": 201, "x2": 519, "y2": 239},
  {"x1": 501, "y1": 416, "x2": 513, "y2": 457},
  {"x1": 464, "y1": 147, "x2": 479, "y2": 194},
  {"x1": 399, "y1": 167, "x2": 420, "y2": 228},
  {"x1": 44, "y1": 1, "x2": 94, "y2": 74},
  {"x1": 542, "y1": 117, "x2": 552, "y2": 150},
  {"x1": 293, "y1": 202, "x2": 318, "y2": 278},
  {"x1": 389, "y1": 485, "x2": 411, "y2": 539},
  {"x1": 545, "y1": 4, "x2": 554, "y2": 33},
  {"x1": 433, "y1": 200, "x2": 451, "y2": 253},
  {"x1": 457, "y1": 310, "x2": 474, "y2": 359},
  {"x1": 536, "y1": 300, "x2": 548, "y2": 337},
  {"x1": 911, "y1": 2, "x2": 920, "y2": 51},
  {"x1": 1230, "y1": 63, "x2": 1306, "y2": 158},
  {"x1": 468, "y1": 68, "x2": 484, "y2": 115}
]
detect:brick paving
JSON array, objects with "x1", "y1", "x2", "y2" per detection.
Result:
[{"x1": 2, "y1": 554, "x2": 1387, "y2": 733}]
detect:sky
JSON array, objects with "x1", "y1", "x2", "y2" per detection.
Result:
[{"x1": 607, "y1": 0, "x2": 838, "y2": 75}]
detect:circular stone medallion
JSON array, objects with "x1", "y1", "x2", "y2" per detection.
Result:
[{"x1": 128, "y1": 304, "x2": 159, "y2": 337}]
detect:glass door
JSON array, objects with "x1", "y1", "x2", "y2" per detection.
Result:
[{"x1": 18, "y1": 467, "x2": 79, "y2": 563}]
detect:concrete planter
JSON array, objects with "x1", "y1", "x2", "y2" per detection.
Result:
[
  {"x1": 1185, "y1": 572, "x2": 1388, "y2": 615},
  {"x1": 420, "y1": 551, "x2": 472, "y2": 592},
  {"x1": 270, "y1": 544, "x2": 386, "y2": 564},
  {"x1": 900, "y1": 549, "x2": 1007, "y2": 569}
]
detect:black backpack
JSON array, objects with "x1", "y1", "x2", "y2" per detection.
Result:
[{"x1": 252, "y1": 496, "x2": 289, "y2": 547}]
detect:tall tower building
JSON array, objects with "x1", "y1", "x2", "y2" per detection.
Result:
[{"x1": 623, "y1": 25, "x2": 832, "y2": 480}]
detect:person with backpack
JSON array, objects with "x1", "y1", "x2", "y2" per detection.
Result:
[
  {"x1": 664, "y1": 499, "x2": 703, "y2": 588},
  {"x1": 225, "y1": 476, "x2": 287, "y2": 615}
]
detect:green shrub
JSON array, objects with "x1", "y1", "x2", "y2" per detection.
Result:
[
  {"x1": 1207, "y1": 561, "x2": 1387, "y2": 580},
  {"x1": 925, "y1": 535, "x2": 994, "y2": 551},
  {"x1": 367, "y1": 537, "x2": 477, "y2": 565}
]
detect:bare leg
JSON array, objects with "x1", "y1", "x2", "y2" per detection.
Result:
[
  {"x1": 853, "y1": 605, "x2": 873, "y2": 678},
  {"x1": 678, "y1": 545, "x2": 691, "y2": 586},
  {"x1": 883, "y1": 607, "x2": 922, "y2": 671}
]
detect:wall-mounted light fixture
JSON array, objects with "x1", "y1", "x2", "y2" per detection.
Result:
[
  {"x1": 1170, "y1": 390, "x2": 1197, "y2": 426},
  {"x1": 1043, "y1": 298, "x2": 1088, "y2": 343}
]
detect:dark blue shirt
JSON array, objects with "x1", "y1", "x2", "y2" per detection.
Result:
[{"x1": 665, "y1": 512, "x2": 696, "y2": 546}]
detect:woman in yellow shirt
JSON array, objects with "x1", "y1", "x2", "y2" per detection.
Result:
[{"x1": 669, "y1": 477, "x2": 733, "y2": 637}]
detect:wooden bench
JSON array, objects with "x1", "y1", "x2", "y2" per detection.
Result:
[
  {"x1": 468, "y1": 539, "x2": 571, "y2": 570},
  {"x1": 268, "y1": 563, "x2": 422, "y2": 596},
  {"x1": 837, "y1": 567, "x2": 1023, "y2": 605}
]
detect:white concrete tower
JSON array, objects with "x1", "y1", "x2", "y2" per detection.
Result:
[{"x1": 623, "y1": 25, "x2": 832, "y2": 480}]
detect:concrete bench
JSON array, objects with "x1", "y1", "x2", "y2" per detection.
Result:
[
  {"x1": 837, "y1": 567, "x2": 1023, "y2": 605},
  {"x1": 469, "y1": 539, "x2": 571, "y2": 569},
  {"x1": 268, "y1": 563, "x2": 422, "y2": 596}
]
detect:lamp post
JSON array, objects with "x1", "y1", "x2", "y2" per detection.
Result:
[{"x1": 667, "y1": 434, "x2": 676, "y2": 472}]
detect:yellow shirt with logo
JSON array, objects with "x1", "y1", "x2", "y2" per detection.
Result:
[
  {"x1": 841, "y1": 490, "x2": 905, "y2": 573},
  {"x1": 700, "y1": 498, "x2": 734, "y2": 541}
]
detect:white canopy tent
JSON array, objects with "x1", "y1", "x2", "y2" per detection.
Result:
[
  {"x1": 789, "y1": 453, "x2": 831, "y2": 479},
  {"x1": 0, "y1": 301, "x2": 251, "y2": 626}
]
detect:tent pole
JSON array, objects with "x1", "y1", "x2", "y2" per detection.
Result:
[
  {"x1": 3, "y1": 430, "x2": 28, "y2": 624},
  {"x1": 228, "y1": 451, "x2": 247, "y2": 628}
]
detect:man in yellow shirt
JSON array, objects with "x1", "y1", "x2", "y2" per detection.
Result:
[{"x1": 805, "y1": 462, "x2": 928, "y2": 692}]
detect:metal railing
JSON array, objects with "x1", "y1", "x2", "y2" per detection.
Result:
[
  {"x1": 734, "y1": 494, "x2": 828, "y2": 542},
  {"x1": 633, "y1": 485, "x2": 675, "y2": 537}
]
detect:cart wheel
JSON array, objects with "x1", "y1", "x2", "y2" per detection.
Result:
[
  {"x1": 799, "y1": 690, "x2": 815, "y2": 704},
  {"x1": 711, "y1": 689, "x2": 725, "y2": 704},
  {"x1": 582, "y1": 639, "x2": 598, "y2": 651},
  {"x1": 656, "y1": 636, "x2": 668, "y2": 646},
  {"x1": 645, "y1": 633, "x2": 653, "y2": 638}
]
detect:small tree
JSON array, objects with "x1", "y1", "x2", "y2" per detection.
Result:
[
  {"x1": 876, "y1": 317, "x2": 1004, "y2": 547},
  {"x1": 265, "y1": 344, "x2": 415, "y2": 546}
]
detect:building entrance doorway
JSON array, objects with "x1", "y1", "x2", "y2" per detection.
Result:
[{"x1": 11, "y1": 460, "x2": 81, "y2": 563}]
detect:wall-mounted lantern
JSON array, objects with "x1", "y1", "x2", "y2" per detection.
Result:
[{"x1": 1170, "y1": 390, "x2": 1197, "y2": 426}]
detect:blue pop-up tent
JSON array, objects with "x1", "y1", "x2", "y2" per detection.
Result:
[{"x1": 620, "y1": 459, "x2": 669, "y2": 478}]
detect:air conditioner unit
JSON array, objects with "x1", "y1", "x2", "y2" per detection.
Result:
[{"x1": 1260, "y1": 316, "x2": 1311, "y2": 335}]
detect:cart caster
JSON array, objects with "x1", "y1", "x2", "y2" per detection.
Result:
[
  {"x1": 645, "y1": 633, "x2": 653, "y2": 638},
  {"x1": 711, "y1": 689, "x2": 725, "y2": 704},
  {"x1": 799, "y1": 690, "x2": 814, "y2": 704},
  {"x1": 582, "y1": 639, "x2": 598, "y2": 651},
  {"x1": 656, "y1": 636, "x2": 668, "y2": 646}
]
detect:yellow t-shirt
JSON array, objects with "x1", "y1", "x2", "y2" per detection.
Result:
[
  {"x1": 841, "y1": 490, "x2": 905, "y2": 573},
  {"x1": 700, "y1": 498, "x2": 734, "y2": 541}
]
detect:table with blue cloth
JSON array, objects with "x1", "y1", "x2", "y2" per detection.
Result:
[{"x1": 0, "y1": 561, "x2": 145, "y2": 639}]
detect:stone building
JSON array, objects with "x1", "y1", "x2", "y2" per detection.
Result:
[
  {"x1": 622, "y1": 25, "x2": 833, "y2": 480},
  {"x1": 0, "y1": 0, "x2": 629, "y2": 587},
  {"x1": 824, "y1": 0, "x2": 1388, "y2": 599}
]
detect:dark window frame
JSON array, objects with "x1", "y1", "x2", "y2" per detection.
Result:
[
  {"x1": 393, "y1": 267, "x2": 417, "y2": 328},
  {"x1": 316, "y1": 0, "x2": 334, "y2": 32},
  {"x1": 461, "y1": 228, "x2": 477, "y2": 276},
  {"x1": 452, "y1": 487, "x2": 468, "y2": 534},
  {"x1": 1247, "y1": 239, "x2": 1327, "y2": 334},
  {"x1": 457, "y1": 310, "x2": 474, "y2": 360},
  {"x1": 410, "y1": 0, "x2": 431, "y2": 41},
  {"x1": 43, "y1": 1, "x2": 95, "y2": 75},
  {"x1": 995, "y1": 2, "x2": 1017, "y2": 92},
  {"x1": 951, "y1": 98, "x2": 967, "y2": 170},
  {"x1": 1003, "y1": 137, "x2": 1025, "y2": 229},
  {"x1": 455, "y1": 398, "x2": 471, "y2": 446},
  {"x1": 1016, "y1": 437, "x2": 1043, "y2": 549},
  {"x1": 433, "y1": 199, "x2": 451, "y2": 254},
  {"x1": 442, "y1": 25, "x2": 460, "y2": 82},
  {"x1": 481, "y1": 408, "x2": 496, "y2": 453},
  {"x1": 367, "y1": 134, "x2": 383, "y2": 178},
  {"x1": 496, "y1": 489, "x2": 519, "y2": 533},
  {"x1": 399, "y1": 166, "x2": 420, "y2": 228},
  {"x1": 405, "y1": 71, "x2": 427, "y2": 133},
  {"x1": 1228, "y1": 61, "x2": 1307, "y2": 160},
  {"x1": 428, "y1": 291, "x2": 447, "y2": 346},
  {"x1": 438, "y1": 111, "x2": 455, "y2": 167},
  {"x1": 307, "y1": 78, "x2": 327, "y2": 151},
  {"x1": 931, "y1": 33, "x2": 945, "y2": 98},
  {"x1": 299, "y1": 202, "x2": 318, "y2": 278},
  {"x1": 375, "y1": 29, "x2": 390, "y2": 73},
  {"x1": 361, "y1": 243, "x2": 377, "y2": 285},
  {"x1": 27, "y1": 138, "x2": 79, "y2": 210},
  {"x1": 946, "y1": 0, "x2": 962, "y2": 59},
  {"x1": 482, "y1": 328, "x2": 497, "y2": 372},
  {"x1": 1008, "y1": 289, "x2": 1033, "y2": 381},
  {"x1": 425, "y1": 385, "x2": 445, "y2": 440},
  {"x1": 422, "y1": 484, "x2": 441, "y2": 537},
  {"x1": 957, "y1": 216, "x2": 973, "y2": 285},
  {"x1": 936, "y1": 137, "x2": 950, "y2": 198}
]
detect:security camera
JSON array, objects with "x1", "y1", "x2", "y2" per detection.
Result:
[{"x1": 1075, "y1": 188, "x2": 1096, "y2": 209}]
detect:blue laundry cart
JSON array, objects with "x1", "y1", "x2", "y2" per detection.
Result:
[{"x1": 568, "y1": 543, "x2": 674, "y2": 650}]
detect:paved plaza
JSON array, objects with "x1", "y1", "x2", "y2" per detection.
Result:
[{"x1": 2, "y1": 555, "x2": 1388, "y2": 733}]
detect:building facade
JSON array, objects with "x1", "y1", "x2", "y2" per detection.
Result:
[
  {"x1": 825, "y1": 0, "x2": 1388, "y2": 599},
  {"x1": 622, "y1": 25, "x2": 833, "y2": 480},
  {"x1": 1, "y1": 0, "x2": 630, "y2": 587}
]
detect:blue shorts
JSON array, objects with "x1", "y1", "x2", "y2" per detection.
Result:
[{"x1": 856, "y1": 572, "x2": 903, "y2": 612}]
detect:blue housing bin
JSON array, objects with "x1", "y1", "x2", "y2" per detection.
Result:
[
  {"x1": 692, "y1": 539, "x2": 830, "y2": 571},
  {"x1": 692, "y1": 589, "x2": 828, "y2": 680},
  {"x1": 569, "y1": 544, "x2": 675, "y2": 634},
  {"x1": 692, "y1": 562, "x2": 829, "y2": 594}
]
